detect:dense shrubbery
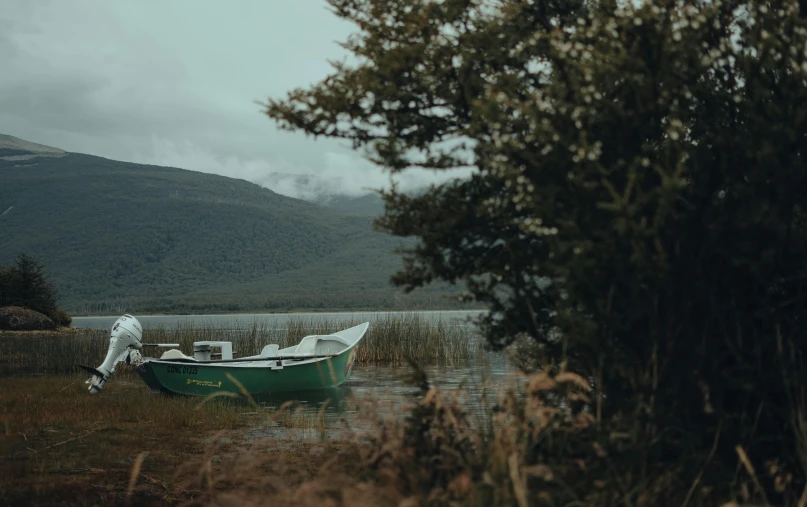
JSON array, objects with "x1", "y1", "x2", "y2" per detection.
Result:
[
  {"x1": 0, "y1": 253, "x2": 71, "y2": 327},
  {"x1": 265, "y1": 0, "x2": 807, "y2": 503}
]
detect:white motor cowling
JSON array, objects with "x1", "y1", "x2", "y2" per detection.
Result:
[{"x1": 79, "y1": 314, "x2": 144, "y2": 393}]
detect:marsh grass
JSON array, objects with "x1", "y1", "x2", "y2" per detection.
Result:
[
  {"x1": 0, "y1": 375, "x2": 256, "y2": 506},
  {"x1": 183, "y1": 365, "x2": 770, "y2": 507},
  {"x1": 0, "y1": 365, "x2": 513, "y2": 506},
  {"x1": 160, "y1": 368, "x2": 582, "y2": 506},
  {"x1": 0, "y1": 313, "x2": 480, "y2": 376},
  {"x1": 146, "y1": 313, "x2": 479, "y2": 364},
  {"x1": 0, "y1": 375, "x2": 354, "y2": 505},
  {"x1": 0, "y1": 328, "x2": 109, "y2": 376},
  {"x1": 0, "y1": 376, "x2": 249, "y2": 434},
  {"x1": 271, "y1": 406, "x2": 326, "y2": 430}
]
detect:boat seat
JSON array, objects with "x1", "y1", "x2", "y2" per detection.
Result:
[
  {"x1": 260, "y1": 344, "x2": 279, "y2": 358},
  {"x1": 160, "y1": 349, "x2": 194, "y2": 360},
  {"x1": 294, "y1": 336, "x2": 319, "y2": 357}
]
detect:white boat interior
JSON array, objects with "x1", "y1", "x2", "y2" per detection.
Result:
[
  {"x1": 158, "y1": 322, "x2": 369, "y2": 362},
  {"x1": 160, "y1": 341, "x2": 233, "y2": 361}
]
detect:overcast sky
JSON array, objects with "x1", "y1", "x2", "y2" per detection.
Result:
[{"x1": 0, "y1": 0, "x2": 461, "y2": 198}]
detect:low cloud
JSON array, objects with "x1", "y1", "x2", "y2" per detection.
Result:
[
  {"x1": 0, "y1": 1, "x2": 473, "y2": 202},
  {"x1": 138, "y1": 136, "x2": 473, "y2": 200}
]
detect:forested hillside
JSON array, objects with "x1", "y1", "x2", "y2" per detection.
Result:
[{"x1": 0, "y1": 140, "x2": 463, "y2": 314}]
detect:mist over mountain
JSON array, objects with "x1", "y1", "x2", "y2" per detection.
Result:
[
  {"x1": 0, "y1": 135, "x2": 467, "y2": 314},
  {"x1": 132, "y1": 138, "x2": 463, "y2": 215},
  {"x1": 257, "y1": 172, "x2": 387, "y2": 216}
]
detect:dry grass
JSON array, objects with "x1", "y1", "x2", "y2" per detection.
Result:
[
  {"x1": 172, "y1": 366, "x2": 760, "y2": 507},
  {"x1": 117, "y1": 368, "x2": 577, "y2": 507},
  {"x1": 272, "y1": 408, "x2": 326, "y2": 430},
  {"x1": 0, "y1": 375, "x2": 254, "y2": 506},
  {"x1": 0, "y1": 313, "x2": 481, "y2": 376},
  {"x1": 0, "y1": 376, "x2": 248, "y2": 434},
  {"x1": 0, "y1": 328, "x2": 109, "y2": 376},
  {"x1": 0, "y1": 366, "x2": 638, "y2": 506},
  {"x1": 0, "y1": 375, "x2": 378, "y2": 506}
]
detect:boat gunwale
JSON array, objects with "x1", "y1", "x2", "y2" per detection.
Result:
[
  {"x1": 142, "y1": 322, "x2": 369, "y2": 370},
  {"x1": 143, "y1": 351, "x2": 346, "y2": 369}
]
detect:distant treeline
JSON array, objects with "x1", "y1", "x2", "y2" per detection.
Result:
[{"x1": 69, "y1": 288, "x2": 483, "y2": 315}]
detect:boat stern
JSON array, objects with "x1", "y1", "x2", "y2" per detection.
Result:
[{"x1": 135, "y1": 361, "x2": 166, "y2": 392}]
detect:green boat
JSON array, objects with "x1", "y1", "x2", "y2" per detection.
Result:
[{"x1": 79, "y1": 314, "x2": 369, "y2": 397}]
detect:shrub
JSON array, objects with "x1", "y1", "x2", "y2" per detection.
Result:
[
  {"x1": 265, "y1": 0, "x2": 807, "y2": 501},
  {"x1": 0, "y1": 253, "x2": 58, "y2": 316},
  {"x1": 47, "y1": 308, "x2": 72, "y2": 327}
]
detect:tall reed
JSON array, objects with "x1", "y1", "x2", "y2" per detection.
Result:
[
  {"x1": 0, "y1": 329, "x2": 109, "y2": 377},
  {"x1": 0, "y1": 313, "x2": 481, "y2": 376}
]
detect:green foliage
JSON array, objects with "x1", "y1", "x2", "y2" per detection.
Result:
[
  {"x1": 0, "y1": 253, "x2": 58, "y2": 316},
  {"x1": 265, "y1": 0, "x2": 807, "y2": 503}
]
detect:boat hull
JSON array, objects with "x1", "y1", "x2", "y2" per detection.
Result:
[{"x1": 135, "y1": 346, "x2": 359, "y2": 397}]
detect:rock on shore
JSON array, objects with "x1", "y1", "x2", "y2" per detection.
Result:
[{"x1": 0, "y1": 306, "x2": 56, "y2": 331}]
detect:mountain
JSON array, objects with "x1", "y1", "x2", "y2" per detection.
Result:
[
  {"x1": 258, "y1": 172, "x2": 386, "y2": 216},
  {"x1": 0, "y1": 134, "x2": 66, "y2": 160},
  {"x1": 0, "y1": 136, "x2": 465, "y2": 314},
  {"x1": 323, "y1": 193, "x2": 386, "y2": 216},
  {"x1": 258, "y1": 172, "x2": 340, "y2": 203}
]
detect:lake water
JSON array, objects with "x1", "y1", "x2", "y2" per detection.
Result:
[
  {"x1": 246, "y1": 358, "x2": 520, "y2": 441},
  {"x1": 72, "y1": 310, "x2": 486, "y2": 331}
]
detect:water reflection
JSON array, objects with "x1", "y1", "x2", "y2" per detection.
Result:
[
  {"x1": 251, "y1": 386, "x2": 353, "y2": 413},
  {"x1": 251, "y1": 351, "x2": 517, "y2": 441}
]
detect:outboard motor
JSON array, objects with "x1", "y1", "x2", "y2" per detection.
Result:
[{"x1": 79, "y1": 314, "x2": 144, "y2": 393}]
